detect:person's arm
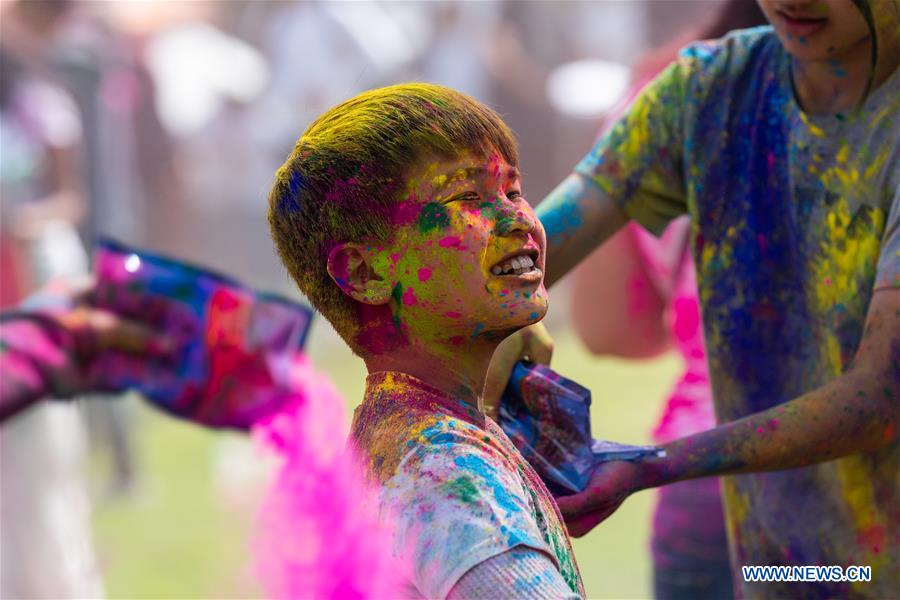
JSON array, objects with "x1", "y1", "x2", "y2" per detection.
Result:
[
  {"x1": 557, "y1": 287, "x2": 899, "y2": 536},
  {"x1": 448, "y1": 546, "x2": 580, "y2": 599},
  {"x1": 536, "y1": 172, "x2": 629, "y2": 287}
]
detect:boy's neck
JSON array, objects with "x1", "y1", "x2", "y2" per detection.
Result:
[
  {"x1": 364, "y1": 341, "x2": 498, "y2": 414},
  {"x1": 791, "y1": 35, "x2": 899, "y2": 116}
]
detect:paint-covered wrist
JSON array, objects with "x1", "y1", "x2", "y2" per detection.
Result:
[{"x1": 631, "y1": 452, "x2": 678, "y2": 491}]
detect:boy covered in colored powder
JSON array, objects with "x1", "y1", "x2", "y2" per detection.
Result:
[
  {"x1": 267, "y1": 84, "x2": 584, "y2": 598},
  {"x1": 500, "y1": 0, "x2": 898, "y2": 598}
]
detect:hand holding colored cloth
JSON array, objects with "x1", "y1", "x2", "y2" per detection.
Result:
[
  {"x1": 91, "y1": 239, "x2": 314, "y2": 430},
  {"x1": 499, "y1": 362, "x2": 661, "y2": 495},
  {"x1": 0, "y1": 278, "x2": 175, "y2": 421}
]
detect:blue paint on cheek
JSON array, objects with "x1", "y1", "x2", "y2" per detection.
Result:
[
  {"x1": 471, "y1": 322, "x2": 485, "y2": 337},
  {"x1": 530, "y1": 312, "x2": 539, "y2": 319}
]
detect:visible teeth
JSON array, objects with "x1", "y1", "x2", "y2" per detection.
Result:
[{"x1": 492, "y1": 256, "x2": 539, "y2": 276}]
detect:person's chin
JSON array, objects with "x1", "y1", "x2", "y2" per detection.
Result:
[
  {"x1": 507, "y1": 303, "x2": 549, "y2": 328},
  {"x1": 776, "y1": 33, "x2": 833, "y2": 62}
]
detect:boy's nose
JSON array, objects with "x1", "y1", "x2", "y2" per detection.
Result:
[{"x1": 495, "y1": 205, "x2": 535, "y2": 236}]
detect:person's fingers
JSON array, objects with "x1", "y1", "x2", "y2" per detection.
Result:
[
  {"x1": 520, "y1": 321, "x2": 553, "y2": 365},
  {"x1": 554, "y1": 491, "x2": 592, "y2": 518},
  {"x1": 63, "y1": 307, "x2": 175, "y2": 357},
  {"x1": 482, "y1": 332, "x2": 524, "y2": 420},
  {"x1": 69, "y1": 275, "x2": 98, "y2": 305},
  {"x1": 565, "y1": 508, "x2": 613, "y2": 538}
]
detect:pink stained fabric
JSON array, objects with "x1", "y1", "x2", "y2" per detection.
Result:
[
  {"x1": 629, "y1": 218, "x2": 717, "y2": 443},
  {"x1": 250, "y1": 355, "x2": 407, "y2": 600}
]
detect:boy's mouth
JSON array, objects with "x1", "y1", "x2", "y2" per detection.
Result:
[{"x1": 489, "y1": 248, "x2": 542, "y2": 281}]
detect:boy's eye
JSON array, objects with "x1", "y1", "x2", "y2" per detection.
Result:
[
  {"x1": 507, "y1": 190, "x2": 523, "y2": 201},
  {"x1": 446, "y1": 192, "x2": 481, "y2": 204}
]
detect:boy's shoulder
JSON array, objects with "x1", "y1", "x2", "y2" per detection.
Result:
[
  {"x1": 350, "y1": 372, "x2": 517, "y2": 485},
  {"x1": 349, "y1": 372, "x2": 585, "y2": 599}
]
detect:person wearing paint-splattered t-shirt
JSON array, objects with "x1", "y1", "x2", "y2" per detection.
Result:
[
  {"x1": 511, "y1": 1, "x2": 899, "y2": 599},
  {"x1": 267, "y1": 84, "x2": 584, "y2": 598}
]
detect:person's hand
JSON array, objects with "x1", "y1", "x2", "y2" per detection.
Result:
[
  {"x1": 483, "y1": 322, "x2": 554, "y2": 420},
  {"x1": 11, "y1": 278, "x2": 176, "y2": 398},
  {"x1": 555, "y1": 460, "x2": 643, "y2": 537}
]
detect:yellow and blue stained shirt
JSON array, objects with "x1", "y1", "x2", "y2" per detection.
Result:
[{"x1": 572, "y1": 26, "x2": 899, "y2": 599}]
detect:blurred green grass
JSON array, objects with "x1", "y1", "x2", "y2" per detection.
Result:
[{"x1": 92, "y1": 324, "x2": 680, "y2": 599}]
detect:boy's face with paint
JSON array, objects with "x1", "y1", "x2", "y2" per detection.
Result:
[{"x1": 331, "y1": 151, "x2": 548, "y2": 353}]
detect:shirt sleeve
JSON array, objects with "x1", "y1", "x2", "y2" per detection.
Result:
[
  {"x1": 0, "y1": 314, "x2": 72, "y2": 421},
  {"x1": 447, "y1": 546, "x2": 581, "y2": 599},
  {"x1": 574, "y1": 55, "x2": 693, "y2": 235},
  {"x1": 381, "y1": 430, "x2": 555, "y2": 599},
  {"x1": 874, "y1": 184, "x2": 900, "y2": 290}
]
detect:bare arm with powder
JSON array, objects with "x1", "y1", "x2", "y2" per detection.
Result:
[{"x1": 557, "y1": 286, "x2": 899, "y2": 536}]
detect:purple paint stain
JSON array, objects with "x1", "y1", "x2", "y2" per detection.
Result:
[
  {"x1": 444, "y1": 311, "x2": 461, "y2": 319},
  {"x1": 438, "y1": 236, "x2": 465, "y2": 249},
  {"x1": 401, "y1": 287, "x2": 418, "y2": 306},
  {"x1": 418, "y1": 268, "x2": 432, "y2": 282},
  {"x1": 393, "y1": 199, "x2": 422, "y2": 226}
]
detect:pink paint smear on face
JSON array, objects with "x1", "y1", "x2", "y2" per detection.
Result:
[
  {"x1": 250, "y1": 355, "x2": 406, "y2": 599},
  {"x1": 438, "y1": 236, "x2": 465, "y2": 249},
  {"x1": 402, "y1": 287, "x2": 418, "y2": 306},
  {"x1": 417, "y1": 268, "x2": 432, "y2": 282}
]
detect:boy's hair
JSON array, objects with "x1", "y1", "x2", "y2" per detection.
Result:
[{"x1": 267, "y1": 83, "x2": 518, "y2": 353}]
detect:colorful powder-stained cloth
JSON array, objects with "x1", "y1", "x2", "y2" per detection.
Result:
[
  {"x1": 576, "y1": 26, "x2": 899, "y2": 599},
  {"x1": 350, "y1": 372, "x2": 584, "y2": 599}
]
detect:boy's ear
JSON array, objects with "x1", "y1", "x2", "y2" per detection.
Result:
[{"x1": 327, "y1": 243, "x2": 392, "y2": 305}]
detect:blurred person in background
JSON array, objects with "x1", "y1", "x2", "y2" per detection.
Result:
[
  {"x1": 2, "y1": 0, "x2": 169, "y2": 501},
  {"x1": 0, "y1": 2, "x2": 105, "y2": 595},
  {"x1": 571, "y1": 5, "x2": 766, "y2": 599}
]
